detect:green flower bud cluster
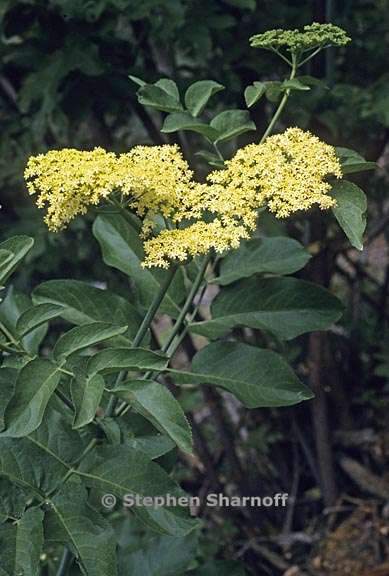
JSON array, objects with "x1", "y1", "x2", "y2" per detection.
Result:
[{"x1": 250, "y1": 23, "x2": 350, "y2": 53}]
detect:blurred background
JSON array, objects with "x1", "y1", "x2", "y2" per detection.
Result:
[{"x1": 1, "y1": 1, "x2": 389, "y2": 574}]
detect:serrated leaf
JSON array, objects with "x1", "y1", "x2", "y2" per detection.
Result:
[
  {"x1": 0, "y1": 508, "x2": 43, "y2": 576},
  {"x1": 16, "y1": 303, "x2": 65, "y2": 336},
  {"x1": 87, "y1": 347, "x2": 168, "y2": 376},
  {"x1": 78, "y1": 445, "x2": 200, "y2": 536},
  {"x1": 113, "y1": 380, "x2": 192, "y2": 453},
  {"x1": 32, "y1": 279, "x2": 142, "y2": 341},
  {"x1": 331, "y1": 180, "x2": 367, "y2": 250},
  {"x1": 336, "y1": 147, "x2": 376, "y2": 175},
  {"x1": 214, "y1": 236, "x2": 311, "y2": 285},
  {"x1": 137, "y1": 84, "x2": 183, "y2": 113},
  {"x1": 92, "y1": 214, "x2": 184, "y2": 316},
  {"x1": 244, "y1": 82, "x2": 266, "y2": 108},
  {"x1": 1, "y1": 359, "x2": 61, "y2": 437},
  {"x1": 210, "y1": 109, "x2": 256, "y2": 143},
  {"x1": 190, "y1": 277, "x2": 344, "y2": 341},
  {"x1": 0, "y1": 236, "x2": 34, "y2": 285},
  {"x1": 184, "y1": 80, "x2": 224, "y2": 117},
  {"x1": 45, "y1": 483, "x2": 117, "y2": 576},
  {"x1": 71, "y1": 372, "x2": 105, "y2": 429},
  {"x1": 125, "y1": 435, "x2": 175, "y2": 460},
  {"x1": 161, "y1": 112, "x2": 220, "y2": 140},
  {"x1": 53, "y1": 322, "x2": 127, "y2": 362},
  {"x1": 170, "y1": 342, "x2": 312, "y2": 407}
]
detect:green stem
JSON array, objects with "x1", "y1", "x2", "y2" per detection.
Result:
[
  {"x1": 259, "y1": 54, "x2": 297, "y2": 143},
  {"x1": 105, "y1": 264, "x2": 178, "y2": 417}
]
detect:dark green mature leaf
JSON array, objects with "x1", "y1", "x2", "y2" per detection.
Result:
[
  {"x1": 93, "y1": 214, "x2": 184, "y2": 316},
  {"x1": 210, "y1": 109, "x2": 256, "y2": 143},
  {"x1": 113, "y1": 380, "x2": 192, "y2": 453},
  {"x1": 244, "y1": 81, "x2": 266, "y2": 108},
  {"x1": 137, "y1": 84, "x2": 183, "y2": 113},
  {"x1": 0, "y1": 236, "x2": 34, "y2": 285},
  {"x1": 190, "y1": 277, "x2": 344, "y2": 340},
  {"x1": 71, "y1": 373, "x2": 105, "y2": 429},
  {"x1": 0, "y1": 368, "x2": 18, "y2": 432},
  {"x1": 16, "y1": 303, "x2": 65, "y2": 336},
  {"x1": 125, "y1": 435, "x2": 175, "y2": 460},
  {"x1": 32, "y1": 279, "x2": 142, "y2": 341},
  {"x1": 87, "y1": 347, "x2": 168, "y2": 376},
  {"x1": 0, "y1": 287, "x2": 47, "y2": 355},
  {"x1": 78, "y1": 445, "x2": 200, "y2": 536},
  {"x1": 214, "y1": 237, "x2": 311, "y2": 285},
  {"x1": 0, "y1": 508, "x2": 43, "y2": 576},
  {"x1": 0, "y1": 437, "x2": 69, "y2": 495},
  {"x1": 119, "y1": 533, "x2": 197, "y2": 576},
  {"x1": 0, "y1": 250, "x2": 13, "y2": 274},
  {"x1": 170, "y1": 342, "x2": 312, "y2": 407},
  {"x1": 161, "y1": 112, "x2": 220, "y2": 140},
  {"x1": 155, "y1": 79, "x2": 180, "y2": 100},
  {"x1": 184, "y1": 80, "x2": 224, "y2": 117},
  {"x1": 331, "y1": 180, "x2": 367, "y2": 250},
  {"x1": 1, "y1": 359, "x2": 61, "y2": 437},
  {"x1": 336, "y1": 147, "x2": 376, "y2": 175},
  {"x1": 53, "y1": 322, "x2": 128, "y2": 362},
  {"x1": 0, "y1": 478, "x2": 31, "y2": 523},
  {"x1": 45, "y1": 483, "x2": 117, "y2": 576}
]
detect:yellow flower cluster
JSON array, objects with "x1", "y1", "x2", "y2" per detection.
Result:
[
  {"x1": 207, "y1": 127, "x2": 342, "y2": 221},
  {"x1": 25, "y1": 129, "x2": 342, "y2": 268},
  {"x1": 25, "y1": 148, "x2": 118, "y2": 230}
]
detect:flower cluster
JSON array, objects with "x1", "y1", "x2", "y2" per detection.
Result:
[
  {"x1": 25, "y1": 128, "x2": 342, "y2": 268},
  {"x1": 250, "y1": 23, "x2": 350, "y2": 53}
]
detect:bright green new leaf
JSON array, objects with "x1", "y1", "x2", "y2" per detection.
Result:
[
  {"x1": 331, "y1": 180, "x2": 367, "y2": 250},
  {"x1": 1, "y1": 359, "x2": 61, "y2": 437},
  {"x1": 113, "y1": 379, "x2": 193, "y2": 453},
  {"x1": 244, "y1": 82, "x2": 266, "y2": 108},
  {"x1": 191, "y1": 277, "x2": 344, "y2": 340},
  {"x1": 214, "y1": 236, "x2": 311, "y2": 285},
  {"x1": 210, "y1": 109, "x2": 256, "y2": 143},
  {"x1": 184, "y1": 80, "x2": 224, "y2": 117},
  {"x1": 170, "y1": 342, "x2": 313, "y2": 407},
  {"x1": 87, "y1": 347, "x2": 168, "y2": 376},
  {"x1": 0, "y1": 236, "x2": 34, "y2": 285},
  {"x1": 53, "y1": 322, "x2": 128, "y2": 362}
]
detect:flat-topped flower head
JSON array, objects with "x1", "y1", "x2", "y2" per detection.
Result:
[
  {"x1": 25, "y1": 147, "x2": 117, "y2": 231},
  {"x1": 208, "y1": 127, "x2": 342, "y2": 220},
  {"x1": 250, "y1": 23, "x2": 350, "y2": 53}
]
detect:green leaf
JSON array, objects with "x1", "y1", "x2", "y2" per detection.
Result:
[
  {"x1": 125, "y1": 435, "x2": 175, "y2": 460},
  {"x1": 0, "y1": 508, "x2": 43, "y2": 576},
  {"x1": 264, "y1": 81, "x2": 283, "y2": 102},
  {"x1": 78, "y1": 446, "x2": 200, "y2": 536},
  {"x1": 170, "y1": 342, "x2": 312, "y2": 407},
  {"x1": 331, "y1": 180, "x2": 367, "y2": 250},
  {"x1": 53, "y1": 322, "x2": 128, "y2": 362},
  {"x1": 137, "y1": 84, "x2": 183, "y2": 113},
  {"x1": 244, "y1": 82, "x2": 266, "y2": 108},
  {"x1": 87, "y1": 347, "x2": 168, "y2": 376},
  {"x1": 214, "y1": 236, "x2": 311, "y2": 285},
  {"x1": 32, "y1": 279, "x2": 142, "y2": 341},
  {"x1": 71, "y1": 372, "x2": 105, "y2": 429},
  {"x1": 184, "y1": 80, "x2": 224, "y2": 117},
  {"x1": 210, "y1": 109, "x2": 256, "y2": 143},
  {"x1": 45, "y1": 483, "x2": 117, "y2": 576},
  {"x1": 119, "y1": 534, "x2": 197, "y2": 576},
  {"x1": 190, "y1": 277, "x2": 344, "y2": 341},
  {"x1": 16, "y1": 303, "x2": 65, "y2": 336},
  {"x1": 0, "y1": 250, "x2": 13, "y2": 275},
  {"x1": 161, "y1": 112, "x2": 220, "y2": 140},
  {"x1": 113, "y1": 380, "x2": 192, "y2": 453},
  {"x1": 0, "y1": 236, "x2": 34, "y2": 285},
  {"x1": 0, "y1": 368, "x2": 18, "y2": 432},
  {"x1": 92, "y1": 214, "x2": 184, "y2": 316},
  {"x1": 1, "y1": 359, "x2": 61, "y2": 437},
  {"x1": 0, "y1": 478, "x2": 31, "y2": 523},
  {"x1": 282, "y1": 78, "x2": 310, "y2": 91},
  {"x1": 336, "y1": 147, "x2": 376, "y2": 175},
  {"x1": 155, "y1": 78, "x2": 180, "y2": 101},
  {"x1": 129, "y1": 74, "x2": 146, "y2": 87}
]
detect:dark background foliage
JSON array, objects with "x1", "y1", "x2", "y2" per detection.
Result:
[{"x1": 1, "y1": 1, "x2": 389, "y2": 574}]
